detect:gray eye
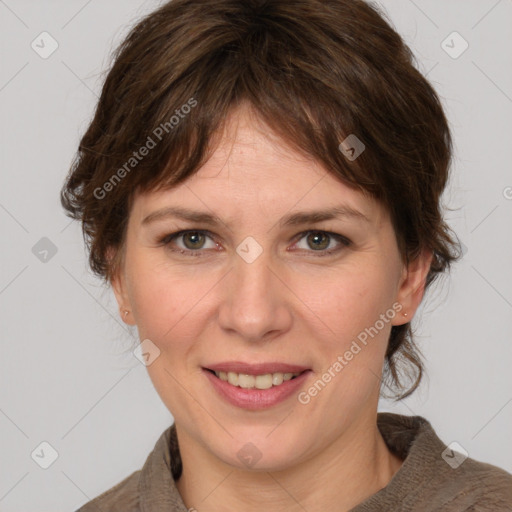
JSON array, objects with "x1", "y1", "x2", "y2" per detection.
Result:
[
  {"x1": 305, "y1": 232, "x2": 330, "y2": 251},
  {"x1": 182, "y1": 231, "x2": 207, "y2": 250}
]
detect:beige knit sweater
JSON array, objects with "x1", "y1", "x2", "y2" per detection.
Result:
[{"x1": 76, "y1": 413, "x2": 512, "y2": 511}]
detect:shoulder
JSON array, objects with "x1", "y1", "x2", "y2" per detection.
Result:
[
  {"x1": 374, "y1": 413, "x2": 512, "y2": 511},
  {"x1": 441, "y1": 456, "x2": 512, "y2": 510},
  {"x1": 75, "y1": 469, "x2": 141, "y2": 512},
  {"x1": 421, "y1": 457, "x2": 512, "y2": 511}
]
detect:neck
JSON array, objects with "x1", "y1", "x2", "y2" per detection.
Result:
[{"x1": 175, "y1": 413, "x2": 403, "y2": 512}]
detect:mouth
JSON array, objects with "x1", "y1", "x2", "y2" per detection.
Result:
[
  {"x1": 204, "y1": 368, "x2": 306, "y2": 390},
  {"x1": 202, "y1": 365, "x2": 312, "y2": 410}
]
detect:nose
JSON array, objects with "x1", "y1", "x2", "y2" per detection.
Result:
[{"x1": 217, "y1": 248, "x2": 293, "y2": 343}]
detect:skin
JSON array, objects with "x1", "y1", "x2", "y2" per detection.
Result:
[{"x1": 111, "y1": 103, "x2": 432, "y2": 511}]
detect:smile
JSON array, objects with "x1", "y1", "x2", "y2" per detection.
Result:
[
  {"x1": 203, "y1": 367, "x2": 312, "y2": 410},
  {"x1": 212, "y1": 370, "x2": 302, "y2": 389}
]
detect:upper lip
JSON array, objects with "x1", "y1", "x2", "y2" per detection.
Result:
[{"x1": 204, "y1": 362, "x2": 311, "y2": 375}]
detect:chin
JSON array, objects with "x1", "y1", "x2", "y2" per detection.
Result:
[{"x1": 204, "y1": 425, "x2": 309, "y2": 473}]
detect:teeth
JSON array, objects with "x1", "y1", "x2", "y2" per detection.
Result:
[{"x1": 214, "y1": 371, "x2": 301, "y2": 389}]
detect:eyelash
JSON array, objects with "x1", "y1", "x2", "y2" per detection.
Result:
[{"x1": 157, "y1": 229, "x2": 351, "y2": 258}]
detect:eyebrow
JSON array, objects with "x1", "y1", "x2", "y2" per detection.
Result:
[{"x1": 141, "y1": 204, "x2": 370, "y2": 229}]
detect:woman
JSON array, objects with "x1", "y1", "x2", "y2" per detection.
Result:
[{"x1": 61, "y1": 0, "x2": 512, "y2": 510}]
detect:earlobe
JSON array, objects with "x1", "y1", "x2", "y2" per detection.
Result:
[
  {"x1": 112, "y1": 273, "x2": 135, "y2": 325},
  {"x1": 107, "y1": 246, "x2": 134, "y2": 325},
  {"x1": 392, "y1": 248, "x2": 433, "y2": 326}
]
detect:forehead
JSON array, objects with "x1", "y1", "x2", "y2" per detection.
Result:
[{"x1": 131, "y1": 105, "x2": 384, "y2": 227}]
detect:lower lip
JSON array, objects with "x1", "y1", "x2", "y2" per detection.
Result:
[{"x1": 203, "y1": 369, "x2": 312, "y2": 410}]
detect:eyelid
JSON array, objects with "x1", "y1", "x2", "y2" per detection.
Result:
[
  {"x1": 158, "y1": 228, "x2": 351, "y2": 257},
  {"x1": 158, "y1": 229, "x2": 221, "y2": 255},
  {"x1": 290, "y1": 230, "x2": 352, "y2": 249},
  {"x1": 289, "y1": 231, "x2": 352, "y2": 258},
  {"x1": 159, "y1": 229, "x2": 216, "y2": 245}
]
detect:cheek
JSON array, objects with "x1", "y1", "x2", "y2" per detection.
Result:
[
  {"x1": 293, "y1": 261, "x2": 399, "y2": 345},
  {"x1": 125, "y1": 259, "x2": 212, "y2": 415},
  {"x1": 128, "y1": 249, "x2": 399, "y2": 350},
  {"x1": 126, "y1": 256, "x2": 217, "y2": 348},
  {"x1": 296, "y1": 271, "x2": 397, "y2": 401}
]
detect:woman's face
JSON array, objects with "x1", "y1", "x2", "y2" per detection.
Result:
[{"x1": 112, "y1": 106, "x2": 428, "y2": 471}]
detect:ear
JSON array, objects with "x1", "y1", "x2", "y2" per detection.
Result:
[
  {"x1": 392, "y1": 248, "x2": 433, "y2": 326},
  {"x1": 107, "y1": 246, "x2": 136, "y2": 326}
]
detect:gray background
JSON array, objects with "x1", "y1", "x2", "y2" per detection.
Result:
[{"x1": 1, "y1": 0, "x2": 511, "y2": 510}]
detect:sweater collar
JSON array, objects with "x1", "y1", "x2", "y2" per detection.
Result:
[
  {"x1": 349, "y1": 413, "x2": 445, "y2": 510},
  {"x1": 138, "y1": 412, "x2": 438, "y2": 511}
]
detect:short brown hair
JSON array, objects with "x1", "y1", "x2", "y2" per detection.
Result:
[{"x1": 61, "y1": 0, "x2": 460, "y2": 399}]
